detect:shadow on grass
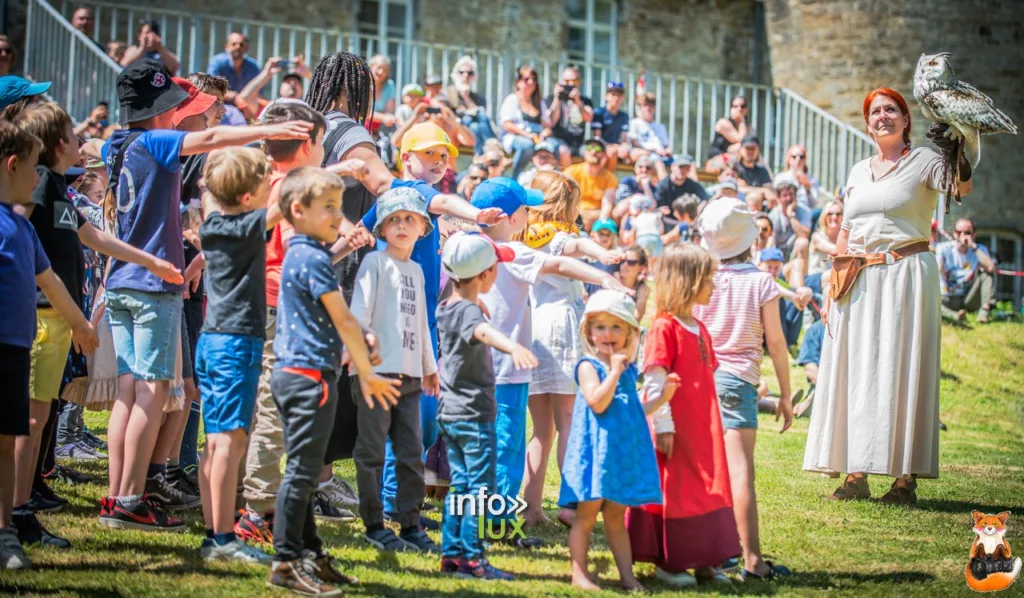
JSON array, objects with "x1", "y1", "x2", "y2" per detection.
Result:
[
  {"x1": 0, "y1": 583, "x2": 125, "y2": 598},
  {"x1": 777, "y1": 570, "x2": 935, "y2": 590},
  {"x1": 911, "y1": 498, "x2": 1024, "y2": 514},
  {"x1": 349, "y1": 581, "x2": 526, "y2": 597},
  {"x1": 940, "y1": 370, "x2": 961, "y2": 382}
]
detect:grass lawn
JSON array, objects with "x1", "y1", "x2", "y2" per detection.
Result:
[{"x1": 1, "y1": 318, "x2": 1022, "y2": 597}]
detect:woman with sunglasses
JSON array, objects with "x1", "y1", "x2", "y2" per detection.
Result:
[
  {"x1": 782, "y1": 144, "x2": 820, "y2": 209},
  {"x1": 704, "y1": 95, "x2": 750, "y2": 174},
  {"x1": 498, "y1": 65, "x2": 551, "y2": 179},
  {"x1": 446, "y1": 56, "x2": 496, "y2": 156},
  {"x1": 456, "y1": 163, "x2": 488, "y2": 201},
  {"x1": 809, "y1": 200, "x2": 843, "y2": 275}
]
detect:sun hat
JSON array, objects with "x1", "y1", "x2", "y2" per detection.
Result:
[
  {"x1": 671, "y1": 153, "x2": 694, "y2": 167},
  {"x1": 591, "y1": 217, "x2": 618, "y2": 235},
  {"x1": 400, "y1": 122, "x2": 459, "y2": 158},
  {"x1": 424, "y1": 74, "x2": 443, "y2": 86},
  {"x1": 698, "y1": 197, "x2": 758, "y2": 260},
  {"x1": 171, "y1": 77, "x2": 216, "y2": 126},
  {"x1": 117, "y1": 58, "x2": 188, "y2": 125},
  {"x1": 0, "y1": 76, "x2": 51, "y2": 110},
  {"x1": 470, "y1": 177, "x2": 543, "y2": 216},
  {"x1": 401, "y1": 83, "x2": 425, "y2": 97},
  {"x1": 534, "y1": 139, "x2": 558, "y2": 155},
  {"x1": 757, "y1": 247, "x2": 785, "y2": 263},
  {"x1": 371, "y1": 186, "x2": 434, "y2": 239},
  {"x1": 742, "y1": 134, "x2": 760, "y2": 147},
  {"x1": 629, "y1": 194, "x2": 654, "y2": 211},
  {"x1": 772, "y1": 173, "x2": 799, "y2": 191},
  {"x1": 442, "y1": 231, "x2": 515, "y2": 281},
  {"x1": 717, "y1": 179, "x2": 738, "y2": 192},
  {"x1": 582, "y1": 290, "x2": 639, "y2": 331}
]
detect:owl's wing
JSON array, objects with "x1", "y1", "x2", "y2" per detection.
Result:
[{"x1": 936, "y1": 82, "x2": 1018, "y2": 135}]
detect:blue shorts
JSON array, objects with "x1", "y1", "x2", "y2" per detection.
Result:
[
  {"x1": 106, "y1": 289, "x2": 182, "y2": 381},
  {"x1": 714, "y1": 370, "x2": 759, "y2": 430},
  {"x1": 195, "y1": 332, "x2": 262, "y2": 434}
]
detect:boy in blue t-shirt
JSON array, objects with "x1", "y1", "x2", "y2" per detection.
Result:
[
  {"x1": 359, "y1": 122, "x2": 505, "y2": 519},
  {"x1": 99, "y1": 58, "x2": 315, "y2": 532},
  {"x1": 268, "y1": 166, "x2": 400, "y2": 595},
  {"x1": 0, "y1": 122, "x2": 97, "y2": 569}
]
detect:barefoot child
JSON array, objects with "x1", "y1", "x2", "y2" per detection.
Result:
[
  {"x1": 193, "y1": 147, "x2": 276, "y2": 564},
  {"x1": 436, "y1": 231, "x2": 539, "y2": 579},
  {"x1": 628, "y1": 244, "x2": 739, "y2": 587},
  {"x1": 693, "y1": 198, "x2": 794, "y2": 581},
  {"x1": 560, "y1": 290, "x2": 671, "y2": 592},
  {"x1": 267, "y1": 167, "x2": 400, "y2": 596}
]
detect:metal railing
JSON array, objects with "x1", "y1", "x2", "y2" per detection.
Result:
[
  {"x1": 25, "y1": 0, "x2": 122, "y2": 123},
  {"x1": 37, "y1": 0, "x2": 874, "y2": 191}
]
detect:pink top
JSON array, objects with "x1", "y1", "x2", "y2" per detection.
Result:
[{"x1": 693, "y1": 263, "x2": 779, "y2": 385}]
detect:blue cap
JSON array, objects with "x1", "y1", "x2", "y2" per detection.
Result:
[
  {"x1": 63, "y1": 167, "x2": 86, "y2": 186},
  {"x1": 0, "y1": 76, "x2": 52, "y2": 110},
  {"x1": 758, "y1": 247, "x2": 785, "y2": 263},
  {"x1": 471, "y1": 177, "x2": 544, "y2": 216},
  {"x1": 591, "y1": 218, "x2": 618, "y2": 235}
]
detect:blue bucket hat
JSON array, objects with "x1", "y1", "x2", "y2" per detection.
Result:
[
  {"x1": 758, "y1": 247, "x2": 785, "y2": 263},
  {"x1": 372, "y1": 186, "x2": 434, "y2": 239},
  {"x1": 0, "y1": 76, "x2": 52, "y2": 110}
]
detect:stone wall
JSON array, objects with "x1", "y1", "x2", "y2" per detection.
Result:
[{"x1": 765, "y1": 0, "x2": 1024, "y2": 234}]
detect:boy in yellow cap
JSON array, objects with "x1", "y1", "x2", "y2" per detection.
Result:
[{"x1": 358, "y1": 121, "x2": 505, "y2": 538}]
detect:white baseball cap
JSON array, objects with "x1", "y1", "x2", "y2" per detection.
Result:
[
  {"x1": 582, "y1": 290, "x2": 639, "y2": 331},
  {"x1": 442, "y1": 231, "x2": 515, "y2": 281},
  {"x1": 698, "y1": 197, "x2": 758, "y2": 260}
]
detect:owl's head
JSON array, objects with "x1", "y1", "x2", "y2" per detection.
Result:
[{"x1": 915, "y1": 52, "x2": 955, "y2": 86}]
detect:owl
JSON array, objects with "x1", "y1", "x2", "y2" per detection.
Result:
[{"x1": 913, "y1": 52, "x2": 1017, "y2": 169}]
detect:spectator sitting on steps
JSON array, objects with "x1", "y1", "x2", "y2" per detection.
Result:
[
  {"x1": 120, "y1": 21, "x2": 180, "y2": 76},
  {"x1": 544, "y1": 65, "x2": 594, "y2": 168},
  {"x1": 937, "y1": 217, "x2": 997, "y2": 323},
  {"x1": 591, "y1": 81, "x2": 632, "y2": 171}
]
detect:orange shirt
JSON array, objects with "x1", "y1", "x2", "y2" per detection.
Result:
[
  {"x1": 264, "y1": 172, "x2": 291, "y2": 309},
  {"x1": 564, "y1": 163, "x2": 618, "y2": 212}
]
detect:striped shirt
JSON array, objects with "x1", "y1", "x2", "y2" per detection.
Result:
[{"x1": 693, "y1": 263, "x2": 780, "y2": 385}]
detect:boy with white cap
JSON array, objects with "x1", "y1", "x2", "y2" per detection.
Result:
[{"x1": 436, "y1": 231, "x2": 538, "y2": 580}]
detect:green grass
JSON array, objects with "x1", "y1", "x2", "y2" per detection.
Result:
[{"x1": 2, "y1": 318, "x2": 1023, "y2": 597}]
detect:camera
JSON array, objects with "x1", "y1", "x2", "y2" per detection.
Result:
[
  {"x1": 558, "y1": 84, "x2": 575, "y2": 102},
  {"x1": 425, "y1": 106, "x2": 441, "y2": 115}
]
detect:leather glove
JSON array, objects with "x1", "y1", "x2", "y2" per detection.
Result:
[{"x1": 926, "y1": 123, "x2": 972, "y2": 181}]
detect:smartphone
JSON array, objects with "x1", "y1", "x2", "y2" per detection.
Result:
[
  {"x1": 277, "y1": 59, "x2": 291, "y2": 69},
  {"x1": 425, "y1": 106, "x2": 441, "y2": 115}
]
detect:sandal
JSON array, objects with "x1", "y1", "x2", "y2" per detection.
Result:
[
  {"x1": 878, "y1": 478, "x2": 917, "y2": 505},
  {"x1": 740, "y1": 560, "x2": 791, "y2": 582},
  {"x1": 827, "y1": 474, "x2": 870, "y2": 500}
]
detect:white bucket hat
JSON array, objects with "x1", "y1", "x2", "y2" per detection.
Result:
[
  {"x1": 698, "y1": 197, "x2": 758, "y2": 260},
  {"x1": 582, "y1": 290, "x2": 639, "y2": 331}
]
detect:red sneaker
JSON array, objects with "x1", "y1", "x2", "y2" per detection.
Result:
[
  {"x1": 234, "y1": 510, "x2": 274, "y2": 545},
  {"x1": 99, "y1": 495, "x2": 185, "y2": 532}
]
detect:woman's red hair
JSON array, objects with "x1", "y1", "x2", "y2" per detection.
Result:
[{"x1": 863, "y1": 88, "x2": 911, "y2": 144}]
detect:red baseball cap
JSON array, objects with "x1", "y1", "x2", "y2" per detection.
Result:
[{"x1": 171, "y1": 77, "x2": 216, "y2": 126}]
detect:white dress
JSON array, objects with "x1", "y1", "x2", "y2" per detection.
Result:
[
  {"x1": 529, "y1": 232, "x2": 586, "y2": 395},
  {"x1": 803, "y1": 147, "x2": 944, "y2": 479}
]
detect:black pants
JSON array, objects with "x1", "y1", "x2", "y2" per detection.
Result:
[
  {"x1": 352, "y1": 374, "x2": 423, "y2": 529},
  {"x1": 323, "y1": 368, "x2": 359, "y2": 464},
  {"x1": 270, "y1": 368, "x2": 339, "y2": 562}
]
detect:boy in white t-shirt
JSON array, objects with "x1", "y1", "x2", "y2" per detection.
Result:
[
  {"x1": 471, "y1": 178, "x2": 627, "y2": 545},
  {"x1": 628, "y1": 93, "x2": 672, "y2": 179}
]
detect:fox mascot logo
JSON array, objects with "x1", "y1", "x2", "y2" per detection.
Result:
[{"x1": 966, "y1": 511, "x2": 1022, "y2": 592}]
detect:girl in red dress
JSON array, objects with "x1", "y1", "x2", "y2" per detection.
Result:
[{"x1": 627, "y1": 244, "x2": 740, "y2": 586}]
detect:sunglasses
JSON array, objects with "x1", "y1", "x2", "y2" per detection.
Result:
[
  {"x1": 826, "y1": 212, "x2": 843, "y2": 218},
  {"x1": 955, "y1": 229, "x2": 974, "y2": 235},
  {"x1": 584, "y1": 145, "x2": 604, "y2": 153},
  {"x1": 758, "y1": 226, "x2": 771, "y2": 233},
  {"x1": 790, "y1": 153, "x2": 806, "y2": 159},
  {"x1": 623, "y1": 259, "x2": 642, "y2": 266},
  {"x1": 520, "y1": 75, "x2": 536, "y2": 83},
  {"x1": 458, "y1": 70, "x2": 475, "y2": 76},
  {"x1": 564, "y1": 78, "x2": 580, "y2": 85},
  {"x1": 732, "y1": 103, "x2": 747, "y2": 109}
]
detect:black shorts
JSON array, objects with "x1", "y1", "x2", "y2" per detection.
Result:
[{"x1": 1, "y1": 343, "x2": 32, "y2": 436}]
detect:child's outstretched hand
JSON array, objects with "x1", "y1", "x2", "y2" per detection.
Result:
[
  {"x1": 149, "y1": 257, "x2": 184, "y2": 285},
  {"x1": 329, "y1": 158, "x2": 369, "y2": 182},
  {"x1": 662, "y1": 373, "x2": 681, "y2": 402},
  {"x1": 599, "y1": 249, "x2": 624, "y2": 265},
  {"x1": 263, "y1": 120, "x2": 314, "y2": 140},
  {"x1": 360, "y1": 373, "x2": 401, "y2": 411},
  {"x1": 474, "y1": 207, "x2": 507, "y2": 227},
  {"x1": 776, "y1": 394, "x2": 794, "y2": 434},
  {"x1": 610, "y1": 352, "x2": 630, "y2": 375},
  {"x1": 71, "y1": 321, "x2": 99, "y2": 356},
  {"x1": 656, "y1": 432, "x2": 674, "y2": 458},
  {"x1": 344, "y1": 226, "x2": 376, "y2": 251},
  {"x1": 510, "y1": 343, "x2": 539, "y2": 370},
  {"x1": 601, "y1": 275, "x2": 634, "y2": 296},
  {"x1": 423, "y1": 372, "x2": 440, "y2": 397}
]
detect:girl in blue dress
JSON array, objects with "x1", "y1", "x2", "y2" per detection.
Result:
[{"x1": 559, "y1": 290, "x2": 677, "y2": 592}]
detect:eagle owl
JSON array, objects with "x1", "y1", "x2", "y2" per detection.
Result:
[{"x1": 913, "y1": 52, "x2": 1017, "y2": 169}]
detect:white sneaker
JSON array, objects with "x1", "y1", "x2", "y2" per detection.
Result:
[
  {"x1": 202, "y1": 538, "x2": 272, "y2": 564},
  {"x1": 656, "y1": 566, "x2": 697, "y2": 587},
  {"x1": 317, "y1": 476, "x2": 358, "y2": 507},
  {"x1": 0, "y1": 528, "x2": 31, "y2": 569}
]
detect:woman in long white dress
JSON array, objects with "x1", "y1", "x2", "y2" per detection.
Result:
[{"x1": 803, "y1": 88, "x2": 973, "y2": 504}]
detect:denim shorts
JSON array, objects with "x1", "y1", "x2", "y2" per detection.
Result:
[
  {"x1": 714, "y1": 370, "x2": 759, "y2": 430},
  {"x1": 195, "y1": 332, "x2": 262, "y2": 434},
  {"x1": 105, "y1": 289, "x2": 182, "y2": 381}
]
